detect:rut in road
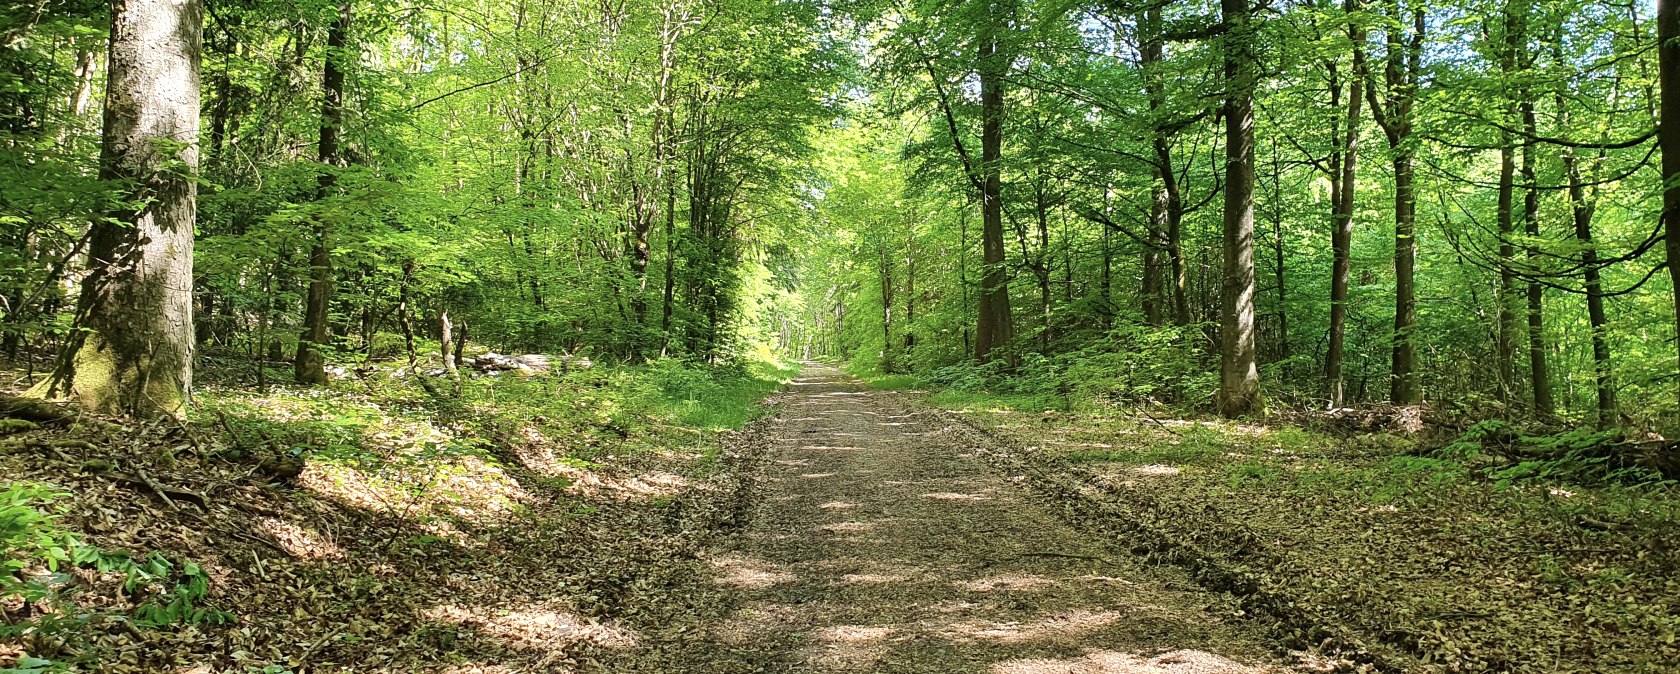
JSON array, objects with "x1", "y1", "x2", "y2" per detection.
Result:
[{"x1": 624, "y1": 364, "x2": 1292, "y2": 673}]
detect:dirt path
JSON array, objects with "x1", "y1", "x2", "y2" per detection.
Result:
[{"x1": 611, "y1": 365, "x2": 1295, "y2": 673}]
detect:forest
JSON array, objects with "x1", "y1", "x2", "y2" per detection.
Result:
[{"x1": 4, "y1": 0, "x2": 1680, "y2": 671}]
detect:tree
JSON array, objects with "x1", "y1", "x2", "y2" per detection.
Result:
[
  {"x1": 973, "y1": 0, "x2": 1015, "y2": 365},
  {"x1": 1364, "y1": 0, "x2": 1424, "y2": 405},
  {"x1": 1660, "y1": 0, "x2": 1680, "y2": 408},
  {"x1": 37, "y1": 0, "x2": 203, "y2": 417},
  {"x1": 1218, "y1": 0, "x2": 1260, "y2": 416},
  {"x1": 1326, "y1": 0, "x2": 1364, "y2": 408},
  {"x1": 296, "y1": 2, "x2": 351, "y2": 385}
]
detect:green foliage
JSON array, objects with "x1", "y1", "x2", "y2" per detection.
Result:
[
  {"x1": 132, "y1": 560, "x2": 235, "y2": 627},
  {"x1": 1, "y1": 483, "x2": 234, "y2": 654},
  {"x1": 0, "y1": 485, "x2": 75, "y2": 608}
]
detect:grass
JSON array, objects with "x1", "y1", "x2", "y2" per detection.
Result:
[
  {"x1": 649, "y1": 359, "x2": 797, "y2": 431},
  {"x1": 862, "y1": 374, "x2": 921, "y2": 391},
  {"x1": 926, "y1": 389, "x2": 1057, "y2": 412}
]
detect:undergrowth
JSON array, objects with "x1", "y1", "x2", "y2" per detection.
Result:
[{"x1": 1, "y1": 485, "x2": 232, "y2": 672}]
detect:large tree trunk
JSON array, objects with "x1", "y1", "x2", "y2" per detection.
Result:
[
  {"x1": 1328, "y1": 5, "x2": 1363, "y2": 408},
  {"x1": 1663, "y1": 0, "x2": 1680, "y2": 410},
  {"x1": 1218, "y1": 0, "x2": 1260, "y2": 417},
  {"x1": 973, "y1": 11, "x2": 1014, "y2": 364},
  {"x1": 38, "y1": 0, "x2": 202, "y2": 417},
  {"x1": 296, "y1": 3, "x2": 350, "y2": 385}
]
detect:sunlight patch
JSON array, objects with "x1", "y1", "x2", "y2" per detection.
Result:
[
  {"x1": 818, "y1": 520, "x2": 885, "y2": 533},
  {"x1": 711, "y1": 555, "x2": 795, "y2": 588},
  {"x1": 257, "y1": 517, "x2": 344, "y2": 561},
  {"x1": 958, "y1": 573, "x2": 1057, "y2": 592},
  {"x1": 938, "y1": 609, "x2": 1122, "y2": 645},
  {"x1": 819, "y1": 624, "x2": 894, "y2": 643},
  {"x1": 992, "y1": 648, "x2": 1273, "y2": 673},
  {"x1": 301, "y1": 452, "x2": 530, "y2": 529},
  {"x1": 837, "y1": 572, "x2": 905, "y2": 585},
  {"x1": 422, "y1": 602, "x2": 636, "y2": 651}
]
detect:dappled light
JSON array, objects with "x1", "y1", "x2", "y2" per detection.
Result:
[
  {"x1": 958, "y1": 573, "x2": 1058, "y2": 593},
  {"x1": 255, "y1": 517, "x2": 344, "y2": 561},
  {"x1": 937, "y1": 610, "x2": 1125, "y2": 645},
  {"x1": 422, "y1": 602, "x2": 638, "y2": 651},
  {"x1": 10, "y1": 0, "x2": 1680, "y2": 668},
  {"x1": 992, "y1": 649, "x2": 1275, "y2": 674},
  {"x1": 710, "y1": 554, "x2": 797, "y2": 589}
]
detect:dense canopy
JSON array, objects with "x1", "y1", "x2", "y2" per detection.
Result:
[{"x1": 6, "y1": 0, "x2": 1680, "y2": 423}]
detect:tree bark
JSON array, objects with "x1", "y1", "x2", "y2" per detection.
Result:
[
  {"x1": 38, "y1": 0, "x2": 202, "y2": 417},
  {"x1": 296, "y1": 2, "x2": 350, "y2": 386},
  {"x1": 1554, "y1": 31, "x2": 1616, "y2": 427},
  {"x1": 1493, "y1": 2, "x2": 1521, "y2": 401},
  {"x1": 1139, "y1": 6, "x2": 1190, "y2": 327},
  {"x1": 1367, "y1": 3, "x2": 1423, "y2": 405},
  {"x1": 1663, "y1": 0, "x2": 1680, "y2": 409},
  {"x1": 1218, "y1": 0, "x2": 1260, "y2": 417},
  {"x1": 1328, "y1": 3, "x2": 1363, "y2": 408},
  {"x1": 1519, "y1": 99, "x2": 1553, "y2": 415},
  {"x1": 974, "y1": 7, "x2": 1015, "y2": 365},
  {"x1": 1496, "y1": 134, "x2": 1518, "y2": 401},
  {"x1": 440, "y1": 309, "x2": 456, "y2": 372}
]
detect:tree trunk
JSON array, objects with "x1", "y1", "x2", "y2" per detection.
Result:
[
  {"x1": 38, "y1": 0, "x2": 202, "y2": 417},
  {"x1": 879, "y1": 243, "x2": 894, "y2": 370},
  {"x1": 905, "y1": 230, "x2": 918, "y2": 358},
  {"x1": 1367, "y1": 5, "x2": 1424, "y2": 405},
  {"x1": 1496, "y1": 133, "x2": 1518, "y2": 401},
  {"x1": 440, "y1": 309, "x2": 456, "y2": 372},
  {"x1": 1270, "y1": 140, "x2": 1288, "y2": 365},
  {"x1": 1555, "y1": 31, "x2": 1616, "y2": 427},
  {"x1": 1520, "y1": 100, "x2": 1553, "y2": 415},
  {"x1": 296, "y1": 3, "x2": 350, "y2": 386},
  {"x1": 974, "y1": 11, "x2": 1015, "y2": 365},
  {"x1": 1390, "y1": 152, "x2": 1419, "y2": 404},
  {"x1": 1140, "y1": 6, "x2": 1190, "y2": 327},
  {"x1": 1218, "y1": 0, "x2": 1260, "y2": 417},
  {"x1": 1035, "y1": 184, "x2": 1052, "y2": 352},
  {"x1": 659, "y1": 175, "x2": 677, "y2": 356},
  {"x1": 1662, "y1": 0, "x2": 1680, "y2": 409},
  {"x1": 1328, "y1": 6, "x2": 1363, "y2": 408}
]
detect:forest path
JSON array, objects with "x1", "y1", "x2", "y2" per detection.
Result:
[{"x1": 618, "y1": 364, "x2": 1293, "y2": 673}]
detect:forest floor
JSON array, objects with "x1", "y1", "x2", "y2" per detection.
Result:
[
  {"x1": 8, "y1": 359, "x2": 1677, "y2": 673},
  {"x1": 929, "y1": 390, "x2": 1680, "y2": 674}
]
